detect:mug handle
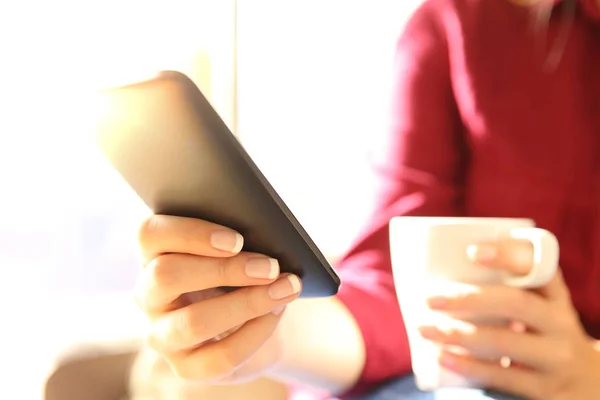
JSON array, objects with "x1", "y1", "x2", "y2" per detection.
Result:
[{"x1": 501, "y1": 228, "x2": 560, "y2": 288}]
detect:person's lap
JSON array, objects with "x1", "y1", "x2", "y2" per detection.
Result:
[{"x1": 345, "y1": 375, "x2": 522, "y2": 400}]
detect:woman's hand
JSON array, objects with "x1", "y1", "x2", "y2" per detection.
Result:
[
  {"x1": 134, "y1": 215, "x2": 302, "y2": 384},
  {"x1": 418, "y1": 240, "x2": 600, "y2": 400}
]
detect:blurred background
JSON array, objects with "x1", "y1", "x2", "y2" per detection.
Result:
[{"x1": 0, "y1": 1, "x2": 422, "y2": 398}]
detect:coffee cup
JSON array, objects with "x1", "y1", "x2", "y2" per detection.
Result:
[{"x1": 389, "y1": 217, "x2": 559, "y2": 390}]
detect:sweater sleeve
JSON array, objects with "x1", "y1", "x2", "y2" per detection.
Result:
[{"x1": 335, "y1": 3, "x2": 467, "y2": 397}]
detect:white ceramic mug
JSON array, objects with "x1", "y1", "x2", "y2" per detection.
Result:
[{"x1": 389, "y1": 217, "x2": 560, "y2": 391}]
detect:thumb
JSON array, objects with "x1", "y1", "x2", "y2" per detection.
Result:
[{"x1": 467, "y1": 239, "x2": 533, "y2": 275}]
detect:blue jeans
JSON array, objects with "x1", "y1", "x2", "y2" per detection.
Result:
[{"x1": 347, "y1": 375, "x2": 521, "y2": 400}]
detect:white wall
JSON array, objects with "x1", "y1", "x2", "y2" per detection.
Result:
[
  {"x1": 236, "y1": 1, "x2": 422, "y2": 259},
  {"x1": 0, "y1": 0, "x2": 422, "y2": 296},
  {"x1": 0, "y1": 0, "x2": 237, "y2": 295}
]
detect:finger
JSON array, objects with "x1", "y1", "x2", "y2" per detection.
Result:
[
  {"x1": 138, "y1": 215, "x2": 244, "y2": 262},
  {"x1": 438, "y1": 351, "x2": 544, "y2": 400},
  {"x1": 418, "y1": 324, "x2": 559, "y2": 370},
  {"x1": 135, "y1": 252, "x2": 280, "y2": 312},
  {"x1": 147, "y1": 275, "x2": 301, "y2": 353},
  {"x1": 217, "y1": 314, "x2": 285, "y2": 384},
  {"x1": 167, "y1": 311, "x2": 283, "y2": 382},
  {"x1": 467, "y1": 239, "x2": 570, "y2": 303},
  {"x1": 426, "y1": 284, "x2": 560, "y2": 334},
  {"x1": 535, "y1": 268, "x2": 571, "y2": 303},
  {"x1": 467, "y1": 239, "x2": 533, "y2": 275}
]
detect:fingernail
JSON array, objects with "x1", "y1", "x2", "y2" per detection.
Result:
[
  {"x1": 272, "y1": 305, "x2": 286, "y2": 316},
  {"x1": 512, "y1": 243, "x2": 534, "y2": 274},
  {"x1": 418, "y1": 326, "x2": 438, "y2": 339},
  {"x1": 439, "y1": 352, "x2": 456, "y2": 368},
  {"x1": 245, "y1": 257, "x2": 279, "y2": 279},
  {"x1": 269, "y1": 275, "x2": 301, "y2": 300},
  {"x1": 210, "y1": 230, "x2": 243, "y2": 253},
  {"x1": 426, "y1": 296, "x2": 448, "y2": 309},
  {"x1": 466, "y1": 244, "x2": 497, "y2": 262}
]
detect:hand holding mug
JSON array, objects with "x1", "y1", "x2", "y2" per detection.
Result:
[{"x1": 419, "y1": 239, "x2": 600, "y2": 400}]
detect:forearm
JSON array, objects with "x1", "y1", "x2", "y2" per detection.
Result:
[{"x1": 268, "y1": 296, "x2": 366, "y2": 395}]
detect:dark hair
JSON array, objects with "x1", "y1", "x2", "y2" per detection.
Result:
[{"x1": 534, "y1": 0, "x2": 577, "y2": 71}]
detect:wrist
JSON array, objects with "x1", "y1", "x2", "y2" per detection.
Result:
[{"x1": 267, "y1": 297, "x2": 365, "y2": 394}]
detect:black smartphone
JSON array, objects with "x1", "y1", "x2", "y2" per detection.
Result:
[{"x1": 94, "y1": 70, "x2": 340, "y2": 297}]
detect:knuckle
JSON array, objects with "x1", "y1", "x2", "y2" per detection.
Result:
[
  {"x1": 148, "y1": 255, "x2": 179, "y2": 289},
  {"x1": 506, "y1": 289, "x2": 529, "y2": 316},
  {"x1": 215, "y1": 257, "x2": 231, "y2": 284},
  {"x1": 241, "y1": 287, "x2": 266, "y2": 316},
  {"x1": 451, "y1": 290, "x2": 473, "y2": 308},
  {"x1": 463, "y1": 290, "x2": 479, "y2": 305},
  {"x1": 138, "y1": 215, "x2": 164, "y2": 246},
  {"x1": 488, "y1": 330, "x2": 510, "y2": 353},
  {"x1": 454, "y1": 289, "x2": 481, "y2": 310},
  {"x1": 217, "y1": 298, "x2": 236, "y2": 322},
  {"x1": 177, "y1": 307, "x2": 211, "y2": 343},
  {"x1": 444, "y1": 328, "x2": 464, "y2": 345},
  {"x1": 216, "y1": 253, "x2": 258, "y2": 285}
]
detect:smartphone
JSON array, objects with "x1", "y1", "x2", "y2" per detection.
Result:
[{"x1": 94, "y1": 70, "x2": 341, "y2": 297}]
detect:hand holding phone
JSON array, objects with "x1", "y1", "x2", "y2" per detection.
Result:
[
  {"x1": 94, "y1": 70, "x2": 340, "y2": 298},
  {"x1": 134, "y1": 213, "x2": 299, "y2": 382}
]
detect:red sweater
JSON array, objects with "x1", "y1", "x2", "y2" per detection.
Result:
[{"x1": 335, "y1": 0, "x2": 600, "y2": 396}]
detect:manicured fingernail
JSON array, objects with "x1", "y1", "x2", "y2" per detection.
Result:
[
  {"x1": 426, "y1": 296, "x2": 448, "y2": 309},
  {"x1": 210, "y1": 230, "x2": 243, "y2": 253},
  {"x1": 511, "y1": 243, "x2": 534, "y2": 274},
  {"x1": 439, "y1": 352, "x2": 457, "y2": 368},
  {"x1": 272, "y1": 305, "x2": 286, "y2": 316},
  {"x1": 418, "y1": 326, "x2": 439, "y2": 339},
  {"x1": 269, "y1": 275, "x2": 301, "y2": 300},
  {"x1": 245, "y1": 257, "x2": 279, "y2": 279},
  {"x1": 467, "y1": 244, "x2": 497, "y2": 262}
]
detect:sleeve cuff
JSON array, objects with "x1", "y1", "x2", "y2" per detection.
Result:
[{"x1": 334, "y1": 267, "x2": 412, "y2": 398}]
